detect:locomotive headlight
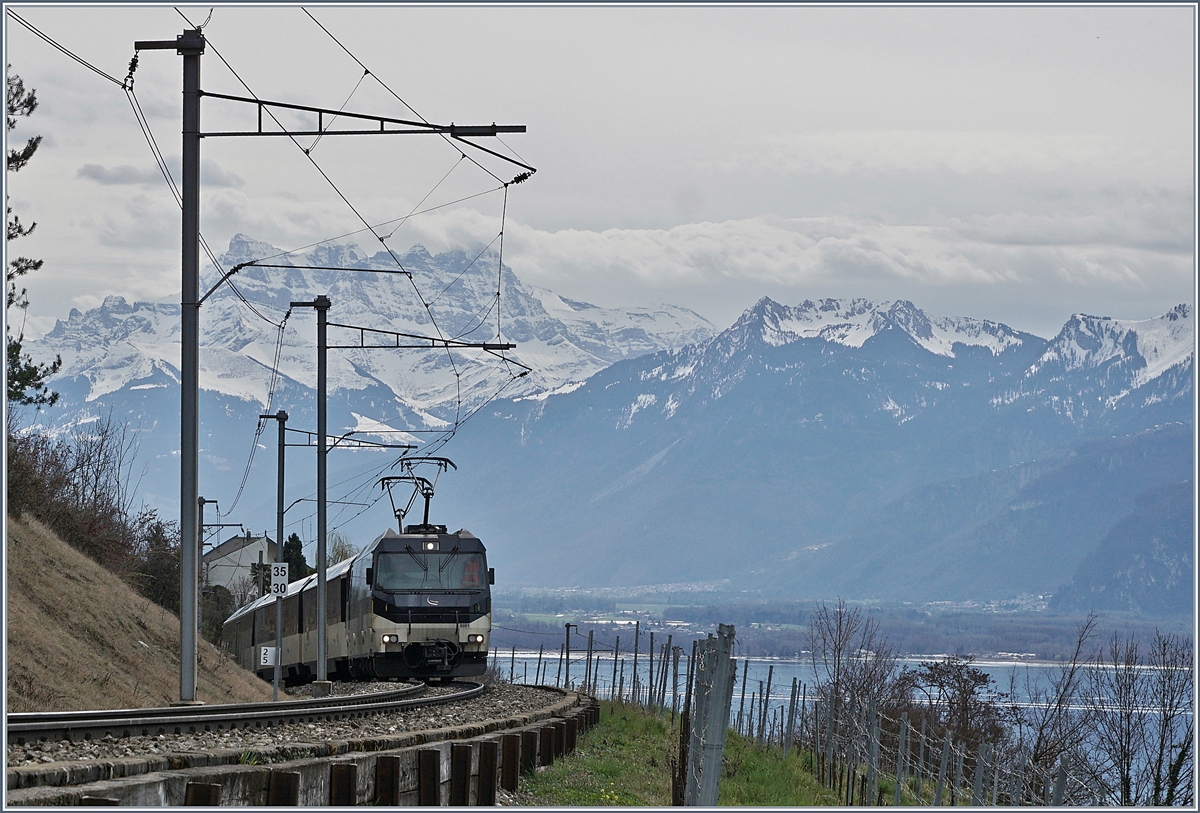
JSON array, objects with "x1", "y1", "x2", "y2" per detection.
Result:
[
  {"x1": 467, "y1": 634, "x2": 485, "y2": 644},
  {"x1": 423, "y1": 540, "x2": 438, "y2": 551},
  {"x1": 382, "y1": 634, "x2": 400, "y2": 644}
]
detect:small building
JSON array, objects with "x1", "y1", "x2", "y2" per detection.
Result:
[{"x1": 202, "y1": 531, "x2": 277, "y2": 594}]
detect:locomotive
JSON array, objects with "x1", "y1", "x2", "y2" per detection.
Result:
[{"x1": 222, "y1": 461, "x2": 493, "y2": 683}]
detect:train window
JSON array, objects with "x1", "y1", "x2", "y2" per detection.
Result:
[
  {"x1": 255, "y1": 606, "x2": 275, "y2": 642},
  {"x1": 374, "y1": 551, "x2": 487, "y2": 591},
  {"x1": 327, "y1": 578, "x2": 340, "y2": 624},
  {"x1": 303, "y1": 589, "x2": 317, "y2": 632},
  {"x1": 340, "y1": 577, "x2": 348, "y2": 623},
  {"x1": 283, "y1": 595, "x2": 299, "y2": 636}
]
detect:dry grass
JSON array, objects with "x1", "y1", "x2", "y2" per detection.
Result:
[{"x1": 6, "y1": 514, "x2": 272, "y2": 711}]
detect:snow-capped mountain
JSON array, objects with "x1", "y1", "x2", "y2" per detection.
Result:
[
  {"x1": 31, "y1": 235, "x2": 715, "y2": 429},
  {"x1": 558, "y1": 295, "x2": 1046, "y2": 433},
  {"x1": 19, "y1": 273, "x2": 1192, "y2": 608},
  {"x1": 744, "y1": 297, "x2": 1029, "y2": 357},
  {"x1": 1031, "y1": 305, "x2": 1192, "y2": 383},
  {"x1": 434, "y1": 296, "x2": 1192, "y2": 600},
  {"x1": 999, "y1": 304, "x2": 1194, "y2": 419}
]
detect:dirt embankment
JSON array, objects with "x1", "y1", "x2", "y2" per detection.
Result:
[{"x1": 6, "y1": 514, "x2": 272, "y2": 711}]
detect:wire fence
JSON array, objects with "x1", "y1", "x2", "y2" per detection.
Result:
[{"x1": 498, "y1": 634, "x2": 1188, "y2": 806}]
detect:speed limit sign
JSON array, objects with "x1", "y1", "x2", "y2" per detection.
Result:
[
  {"x1": 260, "y1": 646, "x2": 277, "y2": 667},
  {"x1": 270, "y1": 563, "x2": 289, "y2": 596}
]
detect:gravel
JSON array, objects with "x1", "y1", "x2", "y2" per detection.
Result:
[{"x1": 6, "y1": 683, "x2": 562, "y2": 769}]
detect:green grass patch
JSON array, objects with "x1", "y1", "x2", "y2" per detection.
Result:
[
  {"x1": 718, "y1": 732, "x2": 841, "y2": 806},
  {"x1": 510, "y1": 702, "x2": 675, "y2": 806},
  {"x1": 509, "y1": 701, "x2": 853, "y2": 806}
]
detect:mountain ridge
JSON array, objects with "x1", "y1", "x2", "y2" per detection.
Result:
[{"x1": 18, "y1": 243, "x2": 1193, "y2": 610}]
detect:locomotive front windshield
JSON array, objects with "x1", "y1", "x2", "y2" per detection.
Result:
[{"x1": 375, "y1": 549, "x2": 487, "y2": 592}]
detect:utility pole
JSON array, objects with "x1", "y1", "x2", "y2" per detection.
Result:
[
  {"x1": 291, "y1": 296, "x2": 331, "y2": 690},
  {"x1": 135, "y1": 27, "x2": 204, "y2": 704},
  {"x1": 260, "y1": 409, "x2": 288, "y2": 701},
  {"x1": 196, "y1": 496, "x2": 241, "y2": 643},
  {"x1": 134, "y1": 25, "x2": 530, "y2": 705}
]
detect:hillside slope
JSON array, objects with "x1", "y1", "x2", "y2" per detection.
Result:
[
  {"x1": 1050, "y1": 480, "x2": 1194, "y2": 617},
  {"x1": 6, "y1": 515, "x2": 272, "y2": 711}
]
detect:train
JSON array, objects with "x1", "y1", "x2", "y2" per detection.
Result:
[{"x1": 222, "y1": 522, "x2": 493, "y2": 684}]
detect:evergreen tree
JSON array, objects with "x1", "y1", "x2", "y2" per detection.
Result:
[
  {"x1": 6, "y1": 68, "x2": 60, "y2": 407},
  {"x1": 282, "y1": 532, "x2": 313, "y2": 579}
]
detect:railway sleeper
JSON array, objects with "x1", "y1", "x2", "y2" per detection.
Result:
[{"x1": 6, "y1": 689, "x2": 593, "y2": 806}]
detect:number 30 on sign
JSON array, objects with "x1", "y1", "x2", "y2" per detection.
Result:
[
  {"x1": 270, "y1": 563, "x2": 289, "y2": 596},
  {"x1": 260, "y1": 646, "x2": 277, "y2": 667}
]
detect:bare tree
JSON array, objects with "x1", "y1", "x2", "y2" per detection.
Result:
[
  {"x1": 229, "y1": 573, "x2": 260, "y2": 609},
  {"x1": 1080, "y1": 629, "x2": 1193, "y2": 807},
  {"x1": 1084, "y1": 633, "x2": 1147, "y2": 805},
  {"x1": 905, "y1": 655, "x2": 1011, "y2": 755},
  {"x1": 1006, "y1": 612, "x2": 1097, "y2": 803},
  {"x1": 807, "y1": 597, "x2": 900, "y2": 715},
  {"x1": 1145, "y1": 632, "x2": 1193, "y2": 806},
  {"x1": 328, "y1": 531, "x2": 359, "y2": 564}
]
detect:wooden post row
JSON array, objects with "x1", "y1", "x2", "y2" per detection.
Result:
[
  {"x1": 449, "y1": 744, "x2": 472, "y2": 806},
  {"x1": 183, "y1": 782, "x2": 221, "y2": 806},
  {"x1": 539, "y1": 724, "x2": 556, "y2": 767},
  {"x1": 418, "y1": 748, "x2": 442, "y2": 806},
  {"x1": 502, "y1": 733, "x2": 522, "y2": 791},
  {"x1": 478, "y1": 740, "x2": 499, "y2": 807},
  {"x1": 329, "y1": 762, "x2": 357, "y2": 807},
  {"x1": 521, "y1": 729, "x2": 539, "y2": 775},
  {"x1": 375, "y1": 757, "x2": 401, "y2": 806},
  {"x1": 554, "y1": 720, "x2": 567, "y2": 758}
]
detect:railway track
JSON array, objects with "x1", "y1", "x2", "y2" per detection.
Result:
[{"x1": 7, "y1": 681, "x2": 485, "y2": 746}]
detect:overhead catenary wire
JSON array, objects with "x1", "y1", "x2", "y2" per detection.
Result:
[
  {"x1": 306, "y1": 67, "x2": 369, "y2": 155},
  {"x1": 6, "y1": 10, "x2": 126, "y2": 87},
  {"x1": 177, "y1": 6, "x2": 526, "y2": 368},
  {"x1": 222, "y1": 308, "x2": 292, "y2": 515},
  {"x1": 301, "y1": 370, "x2": 524, "y2": 534},
  {"x1": 14, "y1": 8, "x2": 538, "y2": 583},
  {"x1": 380, "y1": 154, "x2": 466, "y2": 241},
  {"x1": 172, "y1": 10, "x2": 475, "y2": 437},
  {"x1": 249, "y1": 22, "x2": 528, "y2": 436},
  {"x1": 130, "y1": 8, "x2": 534, "y2": 542},
  {"x1": 281, "y1": 365, "x2": 527, "y2": 539},
  {"x1": 300, "y1": 7, "x2": 509, "y2": 185},
  {"x1": 218, "y1": 186, "x2": 504, "y2": 269},
  {"x1": 7, "y1": 9, "x2": 286, "y2": 336}
]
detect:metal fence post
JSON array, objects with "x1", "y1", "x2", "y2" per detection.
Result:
[
  {"x1": 1052, "y1": 754, "x2": 1070, "y2": 806},
  {"x1": 934, "y1": 734, "x2": 950, "y2": 806},
  {"x1": 972, "y1": 743, "x2": 989, "y2": 807}
]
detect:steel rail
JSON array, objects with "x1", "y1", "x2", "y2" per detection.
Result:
[
  {"x1": 8, "y1": 683, "x2": 424, "y2": 728},
  {"x1": 8, "y1": 681, "x2": 485, "y2": 745}
]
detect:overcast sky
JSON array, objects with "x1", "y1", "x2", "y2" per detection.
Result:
[{"x1": 3, "y1": 4, "x2": 1195, "y2": 341}]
